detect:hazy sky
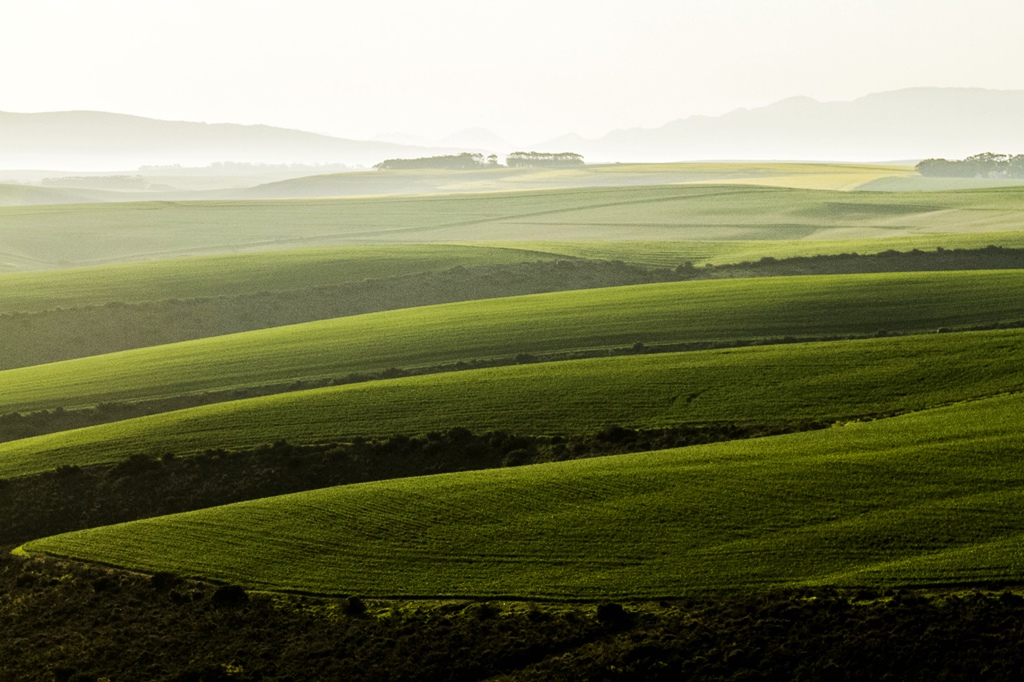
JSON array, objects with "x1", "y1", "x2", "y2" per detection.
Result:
[{"x1": 4, "y1": 0, "x2": 1024, "y2": 143}]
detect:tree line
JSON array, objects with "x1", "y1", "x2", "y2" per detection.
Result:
[
  {"x1": 374, "y1": 151, "x2": 584, "y2": 170},
  {"x1": 505, "y1": 151, "x2": 584, "y2": 168},
  {"x1": 374, "y1": 152, "x2": 494, "y2": 170},
  {"x1": 916, "y1": 152, "x2": 1024, "y2": 178}
]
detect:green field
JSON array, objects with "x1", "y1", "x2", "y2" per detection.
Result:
[
  {"x1": 0, "y1": 244, "x2": 554, "y2": 314},
  {"x1": 3, "y1": 270, "x2": 1024, "y2": 415},
  {"x1": 859, "y1": 175, "x2": 1024, "y2": 192},
  {"x1": 24, "y1": 390, "x2": 1024, "y2": 597},
  {"x1": 6, "y1": 183, "x2": 1024, "y2": 272},
  {"x1": 3, "y1": 162, "x2": 914, "y2": 210},
  {"x1": 9, "y1": 159, "x2": 1024, "y2": 609},
  {"x1": 241, "y1": 161, "x2": 914, "y2": 198},
  {"x1": 3, "y1": 327, "x2": 1023, "y2": 479},
  {"x1": 518, "y1": 232, "x2": 1024, "y2": 268}
]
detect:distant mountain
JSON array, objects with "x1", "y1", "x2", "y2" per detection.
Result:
[
  {"x1": 535, "y1": 88, "x2": 1024, "y2": 163},
  {"x1": 0, "y1": 110, "x2": 464, "y2": 171}
]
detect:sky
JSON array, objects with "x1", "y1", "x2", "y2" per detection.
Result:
[{"x1": 3, "y1": 0, "x2": 1024, "y2": 144}]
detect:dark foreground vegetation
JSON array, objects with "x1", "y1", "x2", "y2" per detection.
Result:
[
  {"x1": 4, "y1": 549, "x2": 1024, "y2": 681},
  {"x1": 0, "y1": 422, "x2": 828, "y2": 547}
]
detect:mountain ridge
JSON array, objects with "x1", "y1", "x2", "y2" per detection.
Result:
[
  {"x1": 534, "y1": 87, "x2": 1024, "y2": 162},
  {"x1": 0, "y1": 109, "x2": 465, "y2": 170},
  {"x1": 5, "y1": 87, "x2": 1024, "y2": 169}
]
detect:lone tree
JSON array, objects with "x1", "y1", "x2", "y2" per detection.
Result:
[{"x1": 506, "y1": 151, "x2": 584, "y2": 168}]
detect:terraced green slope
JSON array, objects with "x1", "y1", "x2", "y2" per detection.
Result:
[
  {"x1": 25, "y1": 392, "x2": 1024, "y2": 597},
  {"x1": 0, "y1": 244, "x2": 554, "y2": 314},
  {"x1": 3, "y1": 271, "x2": 1024, "y2": 415},
  {"x1": 3, "y1": 328, "x2": 1023, "y2": 479},
  {"x1": 6, "y1": 184, "x2": 1024, "y2": 271}
]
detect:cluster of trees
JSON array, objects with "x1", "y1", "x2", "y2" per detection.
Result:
[
  {"x1": 506, "y1": 151, "x2": 584, "y2": 168},
  {"x1": 374, "y1": 152, "x2": 498, "y2": 170},
  {"x1": 916, "y1": 153, "x2": 1024, "y2": 178},
  {"x1": 374, "y1": 151, "x2": 585, "y2": 170}
]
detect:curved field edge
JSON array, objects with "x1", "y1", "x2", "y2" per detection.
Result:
[
  {"x1": 3, "y1": 327, "x2": 1024, "y2": 479},
  {"x1": 22, "y1": 392, "x2": 1024, "y2": 598},
  {"x1": 5, "y1": 269, "x2": 1024, "y2": 414}
]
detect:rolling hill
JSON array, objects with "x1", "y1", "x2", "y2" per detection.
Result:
[
  {"x1": 3, "y1": 270, "x2": 1024, "y2": 416},
  {"x1": 2, "y1": 327, "x2": 1022, "y2": 479},
  {"x1": 23, "y1": 390, "x2": 1024, "y2": 597},
  {"x1": 6, "y1": 183, "x2": 1024, "y2": 272}
]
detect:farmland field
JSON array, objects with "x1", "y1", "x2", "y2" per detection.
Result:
[
  {"x1": 3, "y1": 270, "x2": 1024, "y2": 415},
  {"x1": 519, "y1": 232, "x2": 1024, "y2": 268},
  {"x1": 3, "y1": 327, "x2": 1023, "y2": 479},
  {"x1": 0, "y1": 244, "x2": 556, "y2": 314},
  {"x1": 24, "y1": 391, "x2": 1024, "y2": 597},
  {"x1": 9, "y1": 158, "x2": 1024, "y2": 681},
  {"x1": 240, "y1": 161, "x2": 915, "y2": 197},
  {"x1": 6, "y1": 182, "x2": 1024, "y2": 272},
  {"x1": 2, "y1": 162, "x2": 914, "y2": 210}
]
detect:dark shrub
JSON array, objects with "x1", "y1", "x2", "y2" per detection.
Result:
[
  {"x1": 343, "y1": 596, "x2": 367, "y2": 616},
  {"x1": 151, "y1": 572, "x2": 181, "y2": 592},
  {"x1": 503, "y1": 449, "x2": 533, "y2": 467},
  {"x1": 211, "y1": 585, "x2": 248, "y2": 607},
  {"x1": 596, "y1": 602, "x2": 632, "y2": 629}
]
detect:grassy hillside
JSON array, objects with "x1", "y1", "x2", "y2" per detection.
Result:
[
  {"x1": 5, "y1": 183, "x2": 1024, "y2": 271},
  {"x1": 3, "y1": 270, "x2": 1024, "y2": 415},
  {"x1": 24, "y1": 391, "x2": 1024, "y2": 598},
  {"x1": 0, "y1": 244, "x2": 554, "y2": 314},
  {"x1": 2, "y1": 327, "x2": 1023, "y2": 479},
  {"x1": 0, "y1": 259, "x2": 666, "y2": 370}
]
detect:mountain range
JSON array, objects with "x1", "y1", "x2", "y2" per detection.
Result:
[
  {"x1": 3, "y1": 88, "x2": 1024, "y2": 170},
  {"x1": 0, "y1": 110, "x2": 463, "y2": 171},
  {"x1": 538, "y1": 88, "x2": 1024, "y2": 163}
]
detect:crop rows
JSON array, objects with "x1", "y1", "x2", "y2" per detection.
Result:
[
  {"x1": 0, "y1": 243, "x2": 549, "y2": 314},
  {"x1": 26, "y1": 391, "x2": 1024, "y2": 598},
  {"x1": 6, "y1": 183, "x2": 1024, "y2": 269},
  {"x1": 3, "y1": 270, "x2": 1024, "y2": 415},
  {"x1": 3, "y1": 327, "x2": 1023, "y2": 479}
]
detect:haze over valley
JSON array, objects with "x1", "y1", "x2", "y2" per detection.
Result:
[{"x1": 4, "y1": 87, "x2": 1024, "y2": 175}]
